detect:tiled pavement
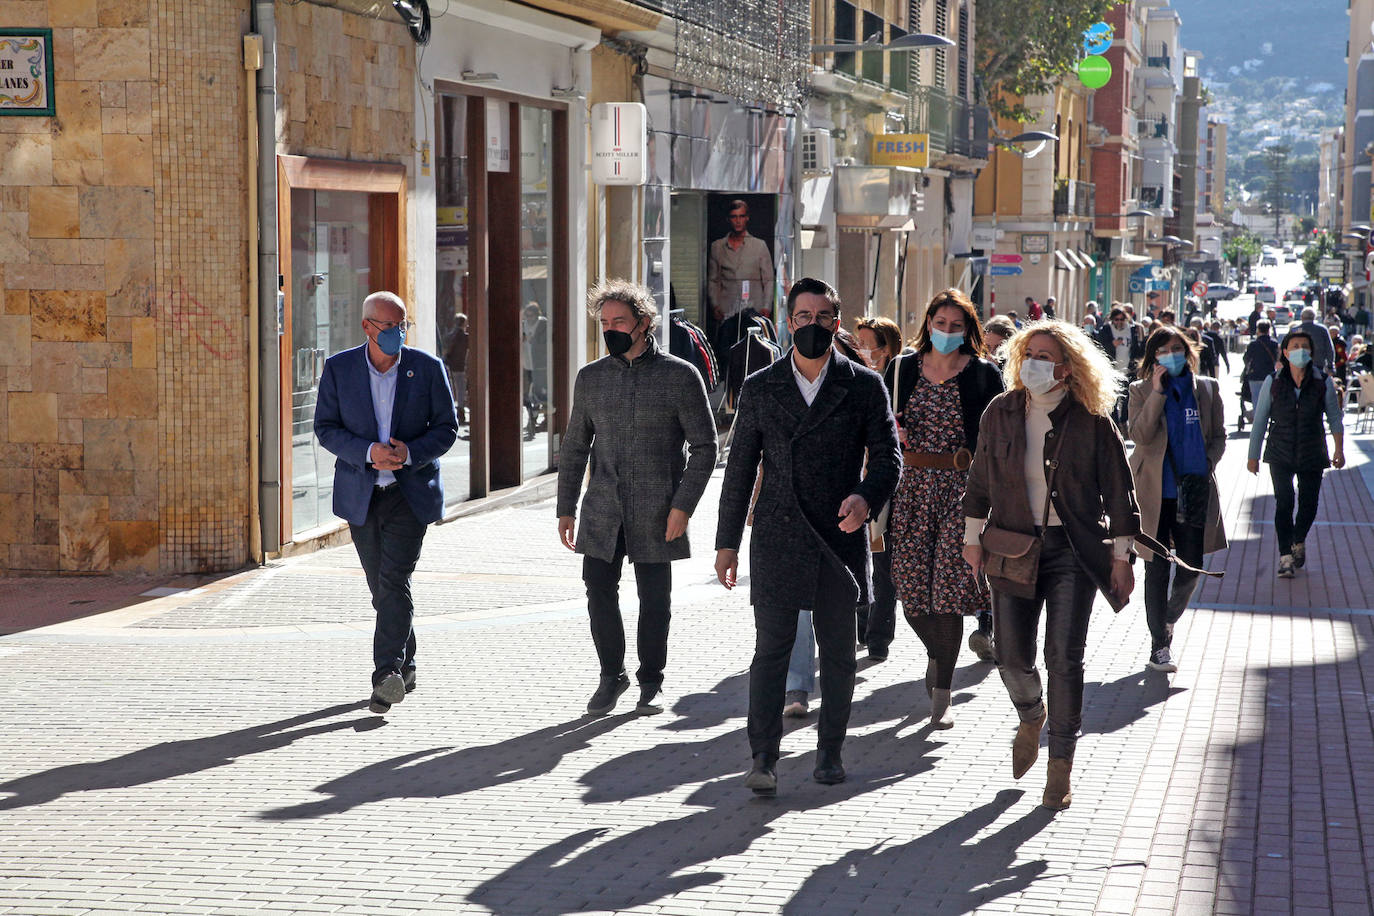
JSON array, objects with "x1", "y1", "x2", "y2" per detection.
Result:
[{"x1": 2, "y1": 386, "x2": 1373, "y2": 914}]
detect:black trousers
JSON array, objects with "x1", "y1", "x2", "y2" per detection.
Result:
[
  {"x1": 748, "y1": 559, "x2": 858, "y2": 760},
  {"x1": 1144, "y1": 498, "x2": 1205, "y2": 652},
  {"x1": 582, "y1": 529, "x2": 672, "y2": 687},
  {"x1": 350, "y1": 486, "x2": 426, "y2": 684},
  {"x1": 992, "y1": 527, "x2": 1096, "y2": 761},
  {"x1": 858, "y1": 549, "x2": 897, "y2": 652},
  {"x1": 1269, "y1": 464, "x2": 1325, "y2": 556}
]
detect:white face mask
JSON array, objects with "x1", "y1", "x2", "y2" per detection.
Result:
[{"x1": 1019, "y1": 357, "x2": 1061, "y2": 395}]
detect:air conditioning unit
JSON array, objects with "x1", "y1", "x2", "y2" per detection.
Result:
[
  {"x1": 800, "y1": 129, "x2": 833, "y2": 175},
  {"x1": 1086, "y1": 124, "x2": 1108, "y2": 147},
  {"x1": 1097, "y1": 236, "x2": 1125, "y2": 260}
]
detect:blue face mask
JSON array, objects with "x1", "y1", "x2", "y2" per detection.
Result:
[
  {"x1": 1159, "y1": 352, "x2": 1187, "y2": 376},
  {"x1": 376, "y1": 324, "x2": 405, "y2": 356},
  {"x1": 930, "y1": 328, "x2": 964, "y2": 354},
  {"x1": 1287, "y1": 347, "x2": 1312, "y2": 368}
]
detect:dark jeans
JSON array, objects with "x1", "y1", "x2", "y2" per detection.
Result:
[
  {"x1": 992, "y1": 527, "x2": 1096, "y2": 761},
  {"x1": 582, "y1": 529, "x2": 671, "y2": 687},
  {"x1": 1269, "y1": 464, "x2": 1324, "y2": 556},
  {"x1": 350, "y1": 486, "x2": 426, "y2": 684},
  {"x1": 749, "y1": 559, "x2": 858, "y2": 760},
  {"x1": 1144, "y1": 498, "x2": 1205, "y2": 652},
  {"x1": 858, "y1": 549, "x2": 897, "y2": 652}
]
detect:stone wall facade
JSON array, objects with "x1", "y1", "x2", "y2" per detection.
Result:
[{"x1": 0, "y1": 0, "x2": 251, "y2": 574}]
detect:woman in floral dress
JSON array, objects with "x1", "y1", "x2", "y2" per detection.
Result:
[{"x1": 885, "y1": 289, "x2": 1004, "y2": 727}]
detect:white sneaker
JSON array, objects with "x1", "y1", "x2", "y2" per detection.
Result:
[{"x1": 1146, "y1": 648, "x2": 1178, "y2": 673}]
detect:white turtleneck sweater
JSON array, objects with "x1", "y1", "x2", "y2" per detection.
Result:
[{"x1": 966, "y1": 385, "x2": 1130, "y2": 561}]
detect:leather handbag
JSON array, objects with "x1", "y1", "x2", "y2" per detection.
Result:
[{"x1": 980, "y1": 415, "x2": 1071, "y2": 592}]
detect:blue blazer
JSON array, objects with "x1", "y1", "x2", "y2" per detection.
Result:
[{"x1": 313, "y1": 344, "x2": 459, "y2": 527}]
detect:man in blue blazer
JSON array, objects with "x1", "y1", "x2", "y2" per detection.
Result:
[{"x1": 314, "y1": 291, "x2": 458, "y2": 713}]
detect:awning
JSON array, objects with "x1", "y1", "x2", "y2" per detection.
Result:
[
  {"x1": 1113, "y1": 252, "x2": 1153, "y2": 265},
  {"x1": 1076, "y1": 247, "x2": 1098, "y2": 269},
  {"x1": 1054, "y1": 249, "x2": 1078, "y2": 271}
]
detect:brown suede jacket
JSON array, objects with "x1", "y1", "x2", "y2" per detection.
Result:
[{"x1": 962, "y1": 389, "x2": 1141, "y2": 610}]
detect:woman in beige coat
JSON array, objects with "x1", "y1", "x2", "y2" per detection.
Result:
[{"x1": 1127, "y1": 325, "x2": 1227, "y2": 675}]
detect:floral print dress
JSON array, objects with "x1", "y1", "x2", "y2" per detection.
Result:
[{"x1": 889, "y1": 358, "x2": 990, "y2": 617}]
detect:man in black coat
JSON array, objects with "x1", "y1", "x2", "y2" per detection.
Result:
[{"x1": 714, "y1": 278, "x2": 902, "y2": 796}]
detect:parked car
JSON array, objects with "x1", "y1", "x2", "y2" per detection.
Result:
[
  {"x1": 1249, "y1": 283, "x2": 1276, "y2": 304},
  {"x1": 1205, "y1": 283, "x2": 1240, "y2": 300}
]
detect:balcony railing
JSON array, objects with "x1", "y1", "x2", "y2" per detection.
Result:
[
  {"x1": 1145, "y1": 43, "x2": 1171, "y2": 71},
  {"x1": 1137, "y1": 116, "x2": 1169, "y2": 139},
  {"x1": 1054, "y1": 179, "x2": 1096, "y2": 218},
  {"x1": 905, "y1": 86, "x2": 989, "y2": 162}
]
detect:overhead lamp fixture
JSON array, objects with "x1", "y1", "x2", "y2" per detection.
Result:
[
  {"x1": 991, "y1": 129, "x2": 1058, "y2": 158},
  {"x1": 811, "y1": 32, "x2": 954, "y2": 54},
  {"x1": 462, "y1": 70, "x2": 500, "y2": 83},
  {"x1": 1127, "y1": 208, "x2": 1155, "y2": 218},
  {"x1": 1009, "y1": 130, "x2": 1057, "y2": 144},
  {"x1": 1350, "y1": 224, "x2": 1371, "y2": 234},
  {"x1": 392, "y1": 0, "x2": 431, "y2": 46}
]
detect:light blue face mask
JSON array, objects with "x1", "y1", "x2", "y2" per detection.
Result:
[
  {"x1": 1159, "y1": 352, "x2": 1187, "y2": 376},
  {"x1": 930, "y1": 328, "x2": 965, "y2": 355},
  {"x1": 376, "y1": 323, "x2": 406, "y2": 356},
  {"x1": 1287, "y1": 347, "x2": 1312, "y2": 368}
]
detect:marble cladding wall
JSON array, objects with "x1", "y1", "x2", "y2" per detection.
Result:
[{"x1": 0, "y1": 1, "x2": 416, "y2": 575}]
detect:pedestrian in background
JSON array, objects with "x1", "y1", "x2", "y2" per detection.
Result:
[
  {"x1": 314, "y1": 291, "x2": 459, "y2": 714},
  {"x1": 853, "y1": 315, "x2": 906, "y2": 662},
  {"x1": 1247, "y1": 329, "x2": 1346, "y2": 579},
  {"x1": 1095, "y1": 306, "x2": 1144, "y2": 428},
  {"x1": 1296, "y1": 307, "x2": 1337, "y2": 374},
  {"x1": 885, "y1": 289, "x2": 1004, "y2": 727},
  {"x1": 1240, "y1": 319, "x2": 1279, "y2": 432},
  {"x1": 1127, "y1": 326, "x2": 1227, "y2": 674},
  {"x1": 715, "y1": 277, "x2": 900, "y2": 796},
  {"x1": 983, "y1": 316, "x2": 1016, "y2": 365},
  {"x1": 557, "y1": 279, "x2": 717, "y2": 716},
  {"x1": 963, "y1": 321, "x2": 1139, "y2": 810}
]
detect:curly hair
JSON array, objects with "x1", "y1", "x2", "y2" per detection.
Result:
[
  {"x1": 1002, "y1": 320, "x2": 1124, "y2": 418},
  {"x1": 586, "y1": 278, "x2": 658, "y2": 325}
]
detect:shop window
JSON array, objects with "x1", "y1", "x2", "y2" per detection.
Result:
[
  {"x1": 277, "y1": 156, "x2": 406, "y2": 540},
  {"x1": 834, "y1": 0, "x2": 857, "y2": 76},
  {"x1": 861, "y1": 12, "x2": 884, "y2": 85},
  {"x1": 889, "y1": 26, "x2": 910, "y2": 94}
]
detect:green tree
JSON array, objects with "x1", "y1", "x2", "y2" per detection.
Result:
[
  {"x1": 1223, "y1": 230, "x2": 1263, "y2": 271},
  {"x1": 977, "y1": 0, "x2": 1126, "y2": 121},
  {"x1": 1262, "y1": 144, "x2": 1291, "y2": 238},
  {"x1": 1301, "y1": 230, "x2": 1337, "y2": 280}
]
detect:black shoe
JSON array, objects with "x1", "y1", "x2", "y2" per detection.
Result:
[
  {"x1": 586, "y1": 672, "x2": 630, "y2": 715},
  {"x1": 866, "y1": 644, "x2": 888, "y2": 662},
  {"x1": 369, "y1": 671, "x2": 406, "y2": 714},
  {"x1": 968, "y1": 629, "x2": 997, "y2": 664},
  {"x1": 813, "y1": 748, "x2": 846, "y2": 785},
  {"x1": 1292, "y1": 543, "x2": 1306, "y2": 568},
  {"x1": 635, "y1": 684, "x2": 665, "y2": 714},
  {"x1": 744, "y1": 754, "x2": 777, "y2": 796},
  {"x1": 402, "y1": 667, "x2": 417, "y2": 694}
]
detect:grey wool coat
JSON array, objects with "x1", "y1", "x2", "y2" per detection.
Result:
[
  {"x1": 1126, "y1": 375, "x2": 1228, "y2": 560},
  {"x1": 715, "y1": 350, "x2": 902, "y2": 610},
  {"x1": 556, "y1": 335, "x2": 717, "y2": 564}
]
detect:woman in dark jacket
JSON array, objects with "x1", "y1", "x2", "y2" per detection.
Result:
[
  {"x1": 884, "y1": 289, "x2": 1004, "y2": 728},
  {"x1": 962, "y1": 321, "x2": 1140, "y2": 810},
  {"x1": 1247, "y1": 329, "x2": 1346, "y2": 578},
  {"x1": 1127, "y1": 326, "x2": 1227, "y2": 675}
]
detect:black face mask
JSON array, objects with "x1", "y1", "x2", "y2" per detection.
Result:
[
  {"x1": 603, "y1": 329, "x2": 634, "y2": 357},
  {"x1": 793, "y1": 322, "x2": 834, "y2": 360}
]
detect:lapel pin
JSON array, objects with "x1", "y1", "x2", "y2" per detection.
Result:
[{"x1": 407, "y1": 370, "x2": 414, "y2": 378}]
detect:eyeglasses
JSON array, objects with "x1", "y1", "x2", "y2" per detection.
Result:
[
  {"x1": 366, "y1": 317, "x2": 410, "y2": 332},
  {"x1": 792, "y1": 311, "x2": 837, "y2": 328}
]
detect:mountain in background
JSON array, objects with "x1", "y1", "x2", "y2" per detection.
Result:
[{"x1": 1168, "y1": 0, "x2": 1348, "y2": 200}]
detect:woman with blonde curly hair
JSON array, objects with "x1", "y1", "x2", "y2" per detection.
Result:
[{"x1": 961, "y1": 320, "x2": 1141, "y2": 810}]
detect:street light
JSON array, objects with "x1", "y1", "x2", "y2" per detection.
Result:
[{"x1": 989, "y1": 129, "x2": 1058, "y2": 158}]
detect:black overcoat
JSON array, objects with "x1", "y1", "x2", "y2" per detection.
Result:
[{"x1": 715, "y1": 350, "x2": 901, "y2": 609}]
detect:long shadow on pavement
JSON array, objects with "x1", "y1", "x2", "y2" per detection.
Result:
[
  {"x1": 260, "y1": 713, "x2": 635, "y2": 820},
  {"x1": 467, "y1": 720, "x2": 946, "y2": 914},
  {"x1": 0, "y1": 702, "x2": 379, "y2": 810},
  {"x1": 782, "y1": 788, "x2": 1054, "y2": 913},
  {"x1": 1080, "y1": 668, "x2": 1184, "y2": 737}
]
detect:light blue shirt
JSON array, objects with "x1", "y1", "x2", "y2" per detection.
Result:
[
  {"x1": 1247, "y1": 372, "x2": 1343, "y2": 462},
  {"x1": 365, "y1": 350, "x2": 408, "y2": 486}
]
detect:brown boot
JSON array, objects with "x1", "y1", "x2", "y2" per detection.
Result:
[
  {"x1": 1011, "y1": 712, "x2": 1046, "y2": 779},
  {"x1": 1042, "y1": 757, "x2": 1072, "y2": 809}
]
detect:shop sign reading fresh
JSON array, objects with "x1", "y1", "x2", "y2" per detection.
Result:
[
  {"x1": 871, "y1": 134, "x2": 929, "y2": 169},
  {"x1": 591, "y1": 102, "x2": 647, "y2": 186},
  {"x1": 0, "y1": 29, "x2": 54, "y2": 116}
]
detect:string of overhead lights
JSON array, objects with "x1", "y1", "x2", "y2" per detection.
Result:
[{"x1": 672, "y1": 0, "x2": 810, "y2": 107}]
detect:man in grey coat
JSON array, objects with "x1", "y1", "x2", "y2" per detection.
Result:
[
  {"x1": 558, "y1": 279, "x2": 717, "y2": 716},
  {"x1": 715, "y1": 278, "x2": 901, "y2": 795}
]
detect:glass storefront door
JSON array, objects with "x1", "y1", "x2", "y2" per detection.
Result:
[
  {"x1": 436, "y1": 93, "x2": 472, "y2": 508},
  {"x1": 519, "y1": 106, "x2": 554, "y2": 480},
  {"x1": 287, "y1": 188, "x2": 372, "y2": 535}
]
